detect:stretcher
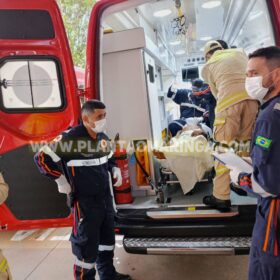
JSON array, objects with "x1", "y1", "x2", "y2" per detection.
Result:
[{"x1": 155, "y1": 130, "x2": 214, "y2": 196}]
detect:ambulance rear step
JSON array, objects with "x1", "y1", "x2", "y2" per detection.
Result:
[
  {"x1": 123, "y1": 236, "x2": 251, "y2": 255},
  {"x1": 147, "y1": 206, "x2": 239, "y2": 219}
]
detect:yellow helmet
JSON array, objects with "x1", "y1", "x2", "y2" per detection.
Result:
[{"x1": 204, "y1": 40, "x2": 223, "y2": 58}]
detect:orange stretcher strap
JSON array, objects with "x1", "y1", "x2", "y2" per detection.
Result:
[{"x1": 263, "y1": 199, "x2": 275, "y2": 253}]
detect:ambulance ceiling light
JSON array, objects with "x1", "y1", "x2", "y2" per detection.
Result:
[
  {"x1": 176, "y1": 50, "x2": 186, "y2": 55},
  {"x1": 153, "y1": 9, "x2": 172, "y2": 18},
  {"x1": 170, "y1": 40, "x2": 181, "y2": 46},
  {"x1": 200, "y1": 36, "x2": 212, "y2": 41},
  {"x1": 202, "y1": 1, "x2": 221, "y2": 9},
  {"x1": 249, "y1": 11, "x2": 263, "y2": 21}
]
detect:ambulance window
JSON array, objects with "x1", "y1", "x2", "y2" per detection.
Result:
[
  {"x1": 230, "y1": 0, "x2": 275, "y2": 52},
  {"x1": 0, "y1": 10, "x2": 54, "y2": 39},
  {"x1": 0, "y1": 59, "x2": 64, "y2": 111},
  {"x1": 182, "y1": 67, "x2": 199, "y2": 81}
]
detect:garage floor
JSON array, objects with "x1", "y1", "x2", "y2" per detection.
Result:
[{"x1": 0, "y1": 228, "x2": 249, "y2": 280}]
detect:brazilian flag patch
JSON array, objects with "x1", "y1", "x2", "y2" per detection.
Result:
[{"x1": 256, "y1": 136, "x2": 272, "y2": 149}]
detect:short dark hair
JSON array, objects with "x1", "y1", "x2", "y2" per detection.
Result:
[
  {"x1": 81, "y1": 100, "x2": 106, "y2": 115},
  {"x1": 217, "y1": 40, "x2": 228, "y2": 49},
  {"x1": 249, "y1": 46, "x2": 280, "y2": 69},
  {"x1": 192, "y1": 78, "x2": 203, "y2": 89}
]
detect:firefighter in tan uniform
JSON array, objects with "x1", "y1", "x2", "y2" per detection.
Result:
[
  {"x1": 0, "y1": 173, "x2": 12, "y2": 280},
  {"x1": 202, "y1": 40, "x2": 259, "y2": 210}
]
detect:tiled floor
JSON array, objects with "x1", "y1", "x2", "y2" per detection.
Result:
[{"x1": 0, "y1": 228, "x2": 249, "y2": 280}]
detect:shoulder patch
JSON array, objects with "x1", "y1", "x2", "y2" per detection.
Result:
[
  {"x1": 274, "y1": 103, "x2": 280, "y2": 111},
  {"x1": 256, "y1": 136, "x2": 272, "y2": 149}
]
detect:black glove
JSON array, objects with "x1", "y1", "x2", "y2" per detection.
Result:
[{"x1": 230, "y1": 183, "x2": 247, "y2": 196}]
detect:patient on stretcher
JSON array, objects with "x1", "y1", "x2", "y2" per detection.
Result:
[{"x1": 154, "y1": 122, "x2": 214, "y2": 194}]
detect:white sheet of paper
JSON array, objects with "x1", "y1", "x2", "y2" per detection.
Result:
[{"x1": 212, "y1": 151, "x2": 253, "y2": 173}]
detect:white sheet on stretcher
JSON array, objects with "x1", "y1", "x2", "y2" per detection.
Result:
[{"x1": 159, "y1": 134, "x2": 214, "y2": 194}]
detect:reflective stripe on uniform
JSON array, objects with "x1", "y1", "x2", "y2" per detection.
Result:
[
  {"x1": 171, "y1": 92, "x2": 177, "y2": 100},
  {"x1": 180, "y1": 103, "x2": 206, "y2": 113},
  {"x1": 107, "y1": 151, "x2": 114, "y2": 159},
  {"x1": 67, "y1": 156, "x2": 108, "y2": 167},
  {"x1": 98, "y1": 245, "x2": 114, "y2": 251},
  {"x1": 213, "y1": 118, "x2": 226, "y2": 126},
  {"x1": 215, "y1": 91, "x2": 248, "y2": 113},
  {"x1": 0, "y1": 258, "x2": 7, "y2": 272},
  {"x1": 215, "y1": 165, "x2": 229, "y2": 176},
  {"x1": 40, "y1": 145, "x2": 61, "y2": 162},
  {"x1": 1, "y1": 262, "x2": 8, "y2": 274},
  {"x1": 75, "y1": 258, "x2": 95, "y2": 270}
]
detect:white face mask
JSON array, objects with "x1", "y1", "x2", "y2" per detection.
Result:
[
  {"x1": 245, "y1": 76, "x2": 269, "y2": 104},
  {"x1": 91, "y1": 119, "x2": 106, "y2": 133},
  {"x1": 245, "y1": 70, "x2": 275, "y2": 104}
]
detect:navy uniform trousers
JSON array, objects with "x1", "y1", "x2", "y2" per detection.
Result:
[
  {"x1": 71, "y1": 194, "x2": 116, "y2": 280},
  {"x1": 249, "y1": 197, "x2": 280, "y2": 280}
]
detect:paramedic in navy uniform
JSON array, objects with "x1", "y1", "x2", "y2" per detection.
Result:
[
  {"x1": 230, "y1": 47, "x2": 280, "y2": 280},
  {"x1": 34, "y1": 100, "x2": 131, "y2": 280}
]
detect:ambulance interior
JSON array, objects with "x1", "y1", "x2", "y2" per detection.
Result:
[{"x1": 100, "y1": 0, "x2": 275, "y2": 209}]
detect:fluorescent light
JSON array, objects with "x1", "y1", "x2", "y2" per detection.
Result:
[
  {"x1": 153, "y1": 9, "x2": 172, "y2": 18},
  {"x1": 175, "y1": 50, "x2": 186, "y2": 55},
  {"x1": 202, "y1": 1, "x2": 221, "y2": 9},
  {"x1": 169, "y1": 40, "x2": 181, "y2": 46},
  {"x1": 249, "y1": 11, "x2": 263, "y2": 21},
  {"x1": 200, "y1": 36, "x2": 212, "y2": 41}
]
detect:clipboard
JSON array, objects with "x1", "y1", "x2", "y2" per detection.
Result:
[{"x1": 212, "y1": 151, "x2": 253, "y2": 173}]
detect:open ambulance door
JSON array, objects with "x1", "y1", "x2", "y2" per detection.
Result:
[
  {"x1": 0, "y1": 0, "x2": 80, "y2": 230},
  {"x1": 270, "y1": 0, "x2": 280, "y2": 44},
  {"x1": 84, "y1": 0, "x2": 280, "y2": 255}
]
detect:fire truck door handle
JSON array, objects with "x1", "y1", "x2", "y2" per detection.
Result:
[{"x1": 0, "y1": 79, "x2": 8, "y2": 89}]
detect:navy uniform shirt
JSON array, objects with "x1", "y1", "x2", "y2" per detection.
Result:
[
  {"x1": 34, "y1": 124, "x2": 116, "y2": 198},
  {"x1": 251, "y1": 95, "x2": 280, "y2": 196},
  {"x1": 241, "y1": 95, "x2": 280, "y2": 256},
  {"x1": 167, "y1": 87, "x2": 206, "y2": 119}
]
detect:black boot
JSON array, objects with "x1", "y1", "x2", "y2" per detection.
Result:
[
  {"x1": 203, "y1": 195, "x2": 231, "y2": 211},
  {"x1": 115, "y1": 271, "x2": 132, "y2": 280},
  {"x1": 184, "y1": 189, "x2": 194, "y2": 196}
]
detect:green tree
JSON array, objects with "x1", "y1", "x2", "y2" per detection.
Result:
[{"x1": 57, "y1": 0, "x2": 96, "y2": 68}]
